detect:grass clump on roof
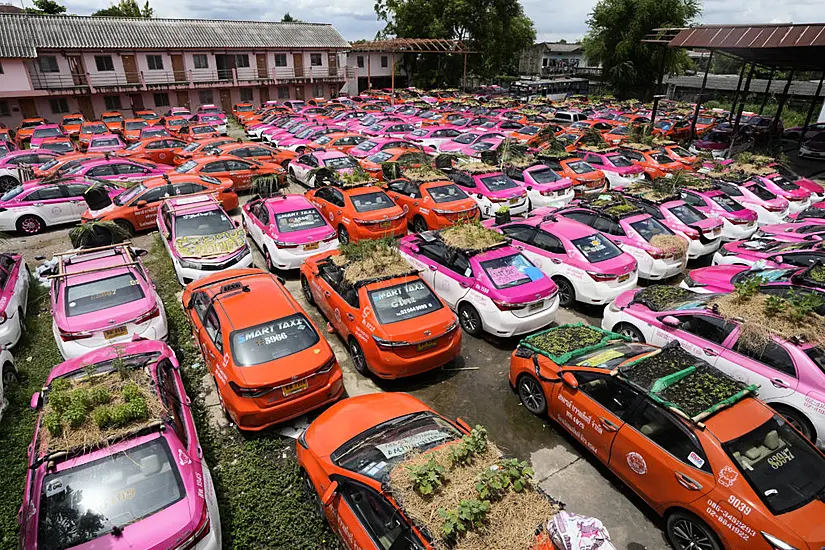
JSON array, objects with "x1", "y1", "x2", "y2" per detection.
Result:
[
  {"x1": 620, "y1": 343, "x2": 697, "y2": 390},
  {"x1": 333, "y1": 238, "x2": 413, "y2": 284},
  {"x1": 586, "y1": 192, "x2": 641, "y2": 217},
  {"x1": 441, "y1": 221, "x2": 507, "y2": 251},
  {"x1": 656, "y1": 365, "x2": 748, "y2": 418},
  {"x1": 633, "y1": 285, "x2": 698, "y2": 311},
  {"x1": 523, "y1": 324, "x2": 624, "y2": 363},
  {"x1": 649, "y1": 234, "x2": 688, "y2": 259},
  {"x1": 624, "y1": 181, "x2": 679, "y2": 203},
  {"x1": 388, "y1": 426, "x2": 561, "y2": 550},
  {"x1": 735, "y1": 152, "x2": 775, "y2": 167},
  {"x1": 402, "y1": 165, "x2": 450, "y2": 183},
  {"x1": 457, "y1": 161, "x2": 500, "y2": 175}
]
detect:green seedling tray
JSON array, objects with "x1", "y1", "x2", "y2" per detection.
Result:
[
  {"x1": 520, "y1": 323, "x2": 629, "y2": 365},
  {"x1": 649, "y1": 365, "x2": 697, "y2": 394}
]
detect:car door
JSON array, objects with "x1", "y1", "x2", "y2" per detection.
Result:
[
  {"x1": 86, "y1": 163, "x2": 118, "y2": 180},
  {"x1": 433, "y1": 251, "x2": 473, "y2": 308},
  {"x1": 28, "y1": 185, "x2": 71, "y2": 224},
  {"x1": 131, "y1": 184, "x2": 171, "y2": 230},
  {"x1": 648, "y1": 313, "x2": 733, "y2": 366},
  {"x1": 609, "y1": 400, "x2": 715, "y2": 513},
  {"x1": 224, "y1": 159, "x2": 256, "y2": 190},
  {"x1": 114, "y1": 162, "x2": 153, "y2": 182},
  {"x1": 529, "y1": 229, "x2": 568, "y2": 274},
  {"x1": 200, "y1": 305, "x2": 226, "y2": 380},
  {"x1": 292, "y1": 154, "x2": 315, "y2": 184},
  {"x1": 718, "y1": 336, "x2": 799, "y2": 399},
  {"x1": 64, "y1": 183, "x2": 93, "y2": 219},
  {"x1": 412, "y1": 240, "x2": 450, "y2": 289},
  {"x1": 549, "y1": 369, "x2": 643, "y2": 465},
  {"x1": 384, "y1": 179, "x2": 418, "y2": 213},
  {"x1": 244, "y1": 202, "x2": 268, "y2": 246}
]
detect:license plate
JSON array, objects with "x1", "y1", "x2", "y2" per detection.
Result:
[
  {"x1": 529, "y1": 300, "x2": 544, "y2": 311},
  {"x1": 104, "y1": 326, "x2": 128, "y2": 340},
  {"x1": 509, "y1": 198, "x2": 519, "y2": 205},
  {"x1": 379, "y1": 221, "x2": 392, "y2": 229},
  {"x1": 282, "y1": 379, "x2": 308, "y2": 397},
  {"x1": 304, "y1": 242, "x2": 319, "y2": 251},
  {"x1": 618, "y1": 274, "x2": 630, "y2": 283},
  {"x1": 417, "y1": 339, "x2": 438, "y2": 352}
]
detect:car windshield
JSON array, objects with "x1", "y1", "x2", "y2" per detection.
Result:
[
  {"x1": 749, "y1": 184, "x2": 776, "y2": 201},
  {"x1": 668, "y1": 204, "x2": 706, "y2": 224},
  {"x1": 519, "y1": 126, "x2": 539, "y2": 135},
  {"x1": 569, "y1": 342, "x2": 655, "y2": 369},
  {"x1": 353, "y1": 140, "x2": 377, "y2": 152},
  {"x1": 114, "y1": 184, "x2": 146, "y2": 206},
  {"x1": 566, "y1": 161, "x2": 596, "y2": 175},
  {"x1": 350, "y1": 191, "x2": 394, "y2": 213},
  {"x1": 630, "y1": 217, "x2": 674, "y2": 241},
  {"x1": 368, "y1": 280, "x2": 443, "y2": 325},
  {"x1": 471, "y1": 141, "x2": 496, "y2": 152},
  {"x1": 125, "y1": 121, "x2": 146, "y2": 130},
  {"x1": 92, "y1": 138, "x2": 121, "y2": 147},
  {"x1": 175, "y1": 160, "x2": 198, "y2": 173},
  {"x1": 528, "y1": 168, "x2": 562, "y2": 184},
  {"x1": 43, "y1": 142, "x2": 73, "y2": 152},
  {"x1": 479, "y1": 174, "x2": 518, "y2": 192},
  {"x1": 572, "y1": 233, "x2": 623, "y2": 263},
  {"x1": 314, "y1": 136, "x2": 332, "y2": 145},
  {"x1": 711, "y1": 194, "x2": 744, "y2": 212},
  {"x1": 63, "y1": 117, "x2": 83, "y2": 125},
  {"x1": 295, "y1": 128, "x2": 315, "y2": 139},
  {"x1": 671, "y1": 146, "x2": 693, "y2": 157},
  {"x1": 200, "y1": 115, "x2": 220, "y2": 122},
  {"x1": 37, "y1": 438, "x2": 184, "y2": 550},
  {"x1": 139, "y1": 113, "x2": 157, "y2": 119},
  {"x1": 174, "y1": 210, "x2": 234, "y2": 237},
  {"x1": 697, "y1": 117, "x2": 715, "y2": 124},
  {"x1": 102, "y1": 116, "x2": 123, "y2": 123},
  {"x1": 167, "y1": 119, "x2": 187, "y2": 127},
  {"x1": 230, "y1": 313, "x2": 320, "y2": 366},
  {"x1": 410, "y1": 129, "x2": 428, "y2": 137},
  {"x1": 480, "y1": 253, "x2": 540, "y2": 289},
  {"x1": 182, "y1": 142, "x2": 201, "y2": 152},
  {"x1": 332, "y1": 411, "x2": 461, "y2": 482},
  {"x1": 192, "y1": 126, "x2": 214, "y2": 134},
  {"x1": 65, "y1": 273, "x2": 145, "y2": 316},
  {"x1": 1, "y1": 186, "x2": 24, "y2": 201},
  {"x1": 366, "y1": 151, "x2": 393, "y2": 163},
  {"x1": 454, "y1": 133, "x2": 478, "y2": 145},
  {"x1": 723, "y1": 415, "x2": 825, "y2": 515},
  {"x1": 731, "y1": 268, "x2": 793, "y2": 285},
  {"x1": 606, "y1": 155, "x2": 634, "y2": 168},
  {"x1": 274, "y1": 208, "x2": 326, "y2": 233},
  {"x1": 427, "y1": 184, "x2": 468, "y2": 203},
  {"x1": 323, "y1": 156, "x2": 358, "y2": 170},
  {"x1": 33, "y1": 128, "x2": 61, "y2": 138}
]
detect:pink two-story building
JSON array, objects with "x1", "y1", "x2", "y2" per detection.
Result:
[{"x1": 0, "y1": 14, "x2": 351, "y2": 127}]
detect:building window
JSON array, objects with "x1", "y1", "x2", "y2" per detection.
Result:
[
  {"x1": 147, "y1": 55, "x2": 164, "y2": 70},
  {"x1": 0, "y1": 100, "x2": 9, "y2": 117},
  {"x1": 193, "y1": 54, "x2": 208, "y2": 69},
  {"x1": 277, "y1": 86, "x2": 289, "y2": 99},
  {"x1": 381, "y1": 56, "x2": 388, "y2": 68},
  {"x1": 313, "y1": 84, "x2": 323, "y2": 98},
  {"x1": 49, "y1": 97, "x2": 69, "y2": 114},
  {"x1": 235, "y1": 54, "x2": 250, "y2": 68},
  {"x1": 542, "y1": 58, "x2": 548, "y2": 67},
  {"x1": 274, "y1": 53, "x2": 287, "y2": 67},
  {"x1": 329, "y1": 86, "x2": 337, "y2": 98},
  {"x1": 357, "y1": 56, "x2": 364, "y2": 68},
  {"x1": 104, "y1": 96, "x2": 122, "y2": 110},
  {"x1": 154, "y1": 92, "x2": 170, "y2": 107},
  {"x1": 39, "y1": 56, "x2": 59, "y2": 73},
  {"x1": 199, "y1": 90, "x2": 214, "y2": 104},
  {"x1": 95, "y1": 55, "x2": 114, "y2": 72},
  {"x1": 240, "y1": 88, "x2": 253, "y2": 102},
  {"x1": 310, "y1": 53, "x2": 322, "y2": 66}
]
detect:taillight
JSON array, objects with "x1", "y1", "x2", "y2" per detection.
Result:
[
  {"x1": 133, "y1": 306, "x2": 160, "y2": 325},
  {"x1": 228, "y1": 381, "x2": 272, "y2": 398},
  {"x1": 492, "y1": 298, "x2": 523, "y2": 311},
  {"x1": 764, "y1": 204, "x2": 784, "y2": 212},
  {"x1": 59, "y1": 328, "x2": 93, "y2": 341},
  {"x1": 372, "y1": 335, "x2": 410, "y2": 349},
  {"x1": 587, "y1": 271, "x2": 618, "y2": 282},
  {"x1": 317, "y1": 357, "x2": 336, "y2": 374},
  {"x1": 274, "y1": 240, "x2": 300, "y2": 248},
  {"x1": 788, "y1": 196, "x2": 805, "y2": 202},
  {"x1": 647, "y1": 248, "x2": 666, "y2": 259},
  {"x1": 175, "y1": 504, "x2": 211, "y2": 550},
  {"x1": 730, "y1": 217, "x2": 752, "y2": 225},
  {"x1": 683, "y1": 229, "x2": 700, "y2": 240}
]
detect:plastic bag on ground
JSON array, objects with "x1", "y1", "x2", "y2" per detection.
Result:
[{"x1": 547, "y1": 511, "x2": 617, "y2": 550}]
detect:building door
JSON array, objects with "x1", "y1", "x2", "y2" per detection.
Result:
[
  {"x1": 171, "y1": 55, "x2": 186, "y2": 82},
  {"x1": 328, "y1": 52, "x2": 338, "y2": 77},
  {"x1": 77, "y1": 96, "x2": 95, "y2": 121},
  {"x1": 294, "y1": 85, "x2": 304, "y2": 100},
  {"x1": 18, "y1": 98, "x2": 37, "y2": 118},
  {"x1": 256, "y1": 54, "x2": 268, "y2": 79},
  {"x1": 219, "y1": 89, "x2": 232, "y2": 114},
  {"x1": 122, "y1": 55, "x2": 139, "y2": 84},
  {"x1": 67, "y1": 56, "x2": 87, "y2": 86},
  {"x1": 215, "y1": 54, "x2": 235, "y2": 81},
  {"x1": 129, "y1": 93, "x2": 145, "y2": 113},
  {"x1": 176, "y1": 91, "x2": 190, "y2": 110},
  {"x1": 293, "y1": 54, "x2": 304, "y2": 77},
  {"x1": 259, "y1": 86, "x2": 270, "y2": 103}
]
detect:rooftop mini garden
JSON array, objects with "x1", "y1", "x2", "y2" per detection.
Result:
[
  {"x1": 440, "y1": 221, "x2": 508, "y2": 252},
  {"x1": 332, "y1": 238, "x2": 414, "y2": 284},
  {"x1": 521, "y1": 323, "x2": 627, "y2": 364},
  {"x1": 632, "y1": 285, "x2": 699, "y2": 311},
  {"x1": 585, "y1": 192, "x2": 643, "y2": 218}
]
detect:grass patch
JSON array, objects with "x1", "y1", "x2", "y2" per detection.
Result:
[
  {"x1": 632, "y1": 285, "x2": 698, "y2": 311},
  {"x1": 334, "y1": 238, "x2": 413, "y2": 284},
  {"x1": 441, "y1": 221, "x2": 507, "y2": 251},
  {"x1": 524, "y1": 324, "x2": 612, "y2": 362}
]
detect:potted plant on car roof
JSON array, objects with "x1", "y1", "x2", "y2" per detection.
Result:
[{"x1": 494, "y1": 205, "x2": 511, "y2": 226}]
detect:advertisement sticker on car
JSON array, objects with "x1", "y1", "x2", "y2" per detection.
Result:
[{"x1": 375, "y1": 430, "x2": 450, "y2": 459}]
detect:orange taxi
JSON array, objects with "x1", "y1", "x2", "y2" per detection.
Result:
[
  {"x1": 306, "y1": 185, "x2": 407, "y2": 244},
  {"x1": 81, "y1": 173, "x2": 238, "y2": 233},
  {"x1": 542, "y1": 156, "x2": 607, "y2": 197},
  {"x1": 33, "y1": 152, "x2": 104, "y2": 178},
  {"x1": 14, "y1": 117, "x2": 46, "y2": 148},
  {"x1": 510, "y1": 327, "x2": 825, "y2": 550},
  {"x1": 604, "y1": 125, "x2": 631, "y2": 145},
  {"x1": 385, "y1": 176, "x2": 479, "y2": 231},
  {"x1": 206, "y1": 142, "x2": 297, "y2": 169},
  {"x1": 117, "y1": 136, "x2": 188, "y2": 165},
  {"x1": 661, "y1": 143, "x2": 699, "y2": 168},
  {"x1": 60, "y1": 113, "x2": 85, "y2": 137},
  {"x1": 173, "y1": 137, "x2": 236, "y2": 165},
  {"x1": 305, "y1": 132, "x2": 369, "y2": 154},
  {"x1": 162, "y1": 115, "x2": 190, "y2": 137},
  {"x1": 178, "y1": 123, "x2": 220, "y2": 141},
  {"x1": 78, "y1": 120, "x2": 109, "y2": 150},
  {"x1": 619, "y1": 146, "x2": 686, "y2": 178},
  {"x1": 135, "y1": 109, "x2": 161, "y2": 126},
  {"x1": 121, "y1": 118, "x2": 149, "y2": 143},
  {"x1": 174, "y1": 155, "x2": 285, "y2": 192},
  {"x1": 358, "y1": 147, "x2": 426, "y2": 180},
  {"x1": 695, "y1": 113, "x2": 719, "y2": 136},
  {"x1": 183, "y1": 269, "x2": 343, "y2": 430},
  {"x1": 101, "y1": 111, "x2": 125, "y2": 133},
  {"x1": 232, "y1": 102, "x2": 255, "y2": 118}
]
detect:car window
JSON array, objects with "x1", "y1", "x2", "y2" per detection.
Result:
[
  {"x1": 417, "y1": 240, "x2": 450, "y2": 265},
  {"x1": 680, "y1": 192, "x2": 705, "y2": 207},
  {"x1": 572, "y1": 233, "x2": 623, "y2": 262},
  {"x1": 157, "y1": 359, "x2": 188, "y2": 446},
  {"x1": 203, "y1": 307, "x2": 223, "y2": 353},
  {"x1": 563, "y1": 211, "x2": 596, "y2": 226},
  {"x1": 144, "y1": 140, "x2": 165, "y2": 150},
  {"x1": 594, "y1": 216, "x2": 625, "y2": 236},
  {"x1": 500, "y1": 224, "x2": 536, "y2": 244},
  {"x1": 28, "y1": 186, "x2": 64, "y2": 201},
  {"x1": 674, "y1": 314, "x2": 734, "y2": 345},
  {"x1": 201, "y1": 161, "x2": 226, "y2": 173},
  {"x1": 628, "y1": 402, "x2": 711, "y2": 473},
  {"x1": 116, "y1": 163, "x2": 148, "y2": 175},
  {"x1": 735, "y1": 339, "x2": 797, "y2": 378},
  {"x1": 138, "y1": 186, "x2": 170, "y2": 204},
  {"x1": 230, "y1": 314, "x2": 320, "y2": 366},
  {"x1": 533, "y1": 230, "x2": 566, "y2": 254},
  {"x1": 368, "y1": 280, "x2": 443, "y2": 324},
  {"x1": 338, "y1": 481, "x2": 423, "y2": 550},
  {"x1": 226, "y1": 160, "x2": 253, "y2": 171},
  {"x1": 87, "y1": 165, "x2": 117, "y2": 177},
  {"x1": 574, "y1": 370, "x2": 641, "y2": 418},
  {"x1": 64, "y1": 184, "x2": 89, "y2": 197}
]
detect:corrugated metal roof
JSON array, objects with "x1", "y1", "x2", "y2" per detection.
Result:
[
  {"x1": 539, "y1": 42, "x2": 582, "y2": 53},
  {"x1": 0, "y1": 14, "x2": 351, "y2": 58}
]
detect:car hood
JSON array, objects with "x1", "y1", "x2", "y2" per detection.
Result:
[
  {"x1": 173, "y1": 229, "x2": 246, "y2": 260},
  {"x1": 780, "y1": 498, "x2": 825, "y2": 547},
  {"x1": 687, "y1": 264, "x2": 747, "y2": 291},
  {"x1": 794, "y1": 177, "x2": 824, "y2": 194}
]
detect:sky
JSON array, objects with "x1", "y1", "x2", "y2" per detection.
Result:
[{"x1": 49, "y1": 0, "x2": 825, "y2": 43}]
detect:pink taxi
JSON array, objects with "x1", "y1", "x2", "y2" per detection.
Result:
[
  {"x1": 504, "y1": 164, "x2": 575, "y2": 209},
  {"x1": 712, "y1": 239, "x2": 825, "y2": 268},
  {"x1": 577, "y1": 149, "x2": 645, "y2": 188},
  {"x1": 446, "y1": 165, "x2": 529, "y2": 218},
  {"x1": 713, "y1": 179, "x2": 790, "y2": 226},
  {"x1": 87, "y1": 134, "x2": 126, "y2": 153},
  {"x1": 0, "y1": 252, "x2": 29, "y2": 347},
  {"x1": 28, "y1": 124, "x2": 65, "y2": 150},
  {"x1": 753, "y1": 219, "x2": 825, "y2": 243},
  {"x1": 752, "y1": 174, "x2": 812, "y2": 214},
  {"x1": 679, "y1": 187, "x2": 758, "y2": 241},
  {"x1": 196, "y1": 103, "x2": 226, "y2": 121},
  {"x1": 63, "y1": 158, "x2": 168, "y2": 183}
]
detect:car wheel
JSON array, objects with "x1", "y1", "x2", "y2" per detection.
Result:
[
  {"x1": 614, "y1": 323, "x2": 645, "y2": 343},
  {"x1": 0, "y1": 176, "x2": 18, "y2": 193},
  {"x1": 302, "y1": 470, "x2": 327, "y2": 520},
  {"x1": 264, "y1": 248, "x2": 274, "y2": 272},
  {"x1": 296, "y1": 146, "x2": 305, "y2": 154},
  {"x1": 281, "y1": 159, "x2": 291, "y2": 171},
  {"x1": 517, "y1": 374, "x2": 547, "y2": 415},
  {"x1": 349, "y1": 338, "x2": 370, "y2": 376},
  {"x1": 113, "y1": 219, "x2": 134, "y2": 236},
  {"x1": 2, "y1": 362, "x2": 17, "y2": 390},
  {"x1": 412, "y1": 215, "x2": 428, "y2": 233},
  {"x1": 773, "y1": 405, "x2": 815, "y2": 441},
  {"x1": 458, "y1": 303, "x2": 483, "y2": 337},
  {"x1": 554, "y1": 277, "x2": 575, "y2": 308},
  {"x1": 338, "y1": 225, "x2": 350, "y2": 245},
  {"x1": 300, "y1": 275, "x2": 315, "y2": 306},
  {"x1": 666, "y1": 511, "x2": 722, "y2": 550},
  {"x1": 16, "y1": 215, "x2": 44, "y2": 235}
]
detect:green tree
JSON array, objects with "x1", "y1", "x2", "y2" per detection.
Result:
[
  {"x1": 374, "y1": 0, "x2": 536, "y2": 85},
  {"x1": 281, "y1": 12, "x2": 301, "y2": 22},
  {"x1": 25, "y1": 0, "x2": 67, "y2": 14},
  {"x1": 583, "y1": 0, "x2": 700, "y2": 98},
  {"x1": 92, "y1": 0, "x2": 152, "y2": 17}
]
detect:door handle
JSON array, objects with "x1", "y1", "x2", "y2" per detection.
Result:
[
  {"x1": 703, "y1": 348, "x2": 718, "y2": 357},
  {"x1": 33, "y1": 203, "x2": 43, "y2": 207},
  {"x1": 324, "y1": 291, "x2": 331, "y2": 297},
  {"x1": 207, "y1": 350, "x2": 214, "y2": 359},
  {"x1": 600, "y1": 417, "x2": 619, "y2": 432},
  {"x1": 428, "y1": 265, "x2": 437, "y2": 271},
  {"x1": 771, "y1": 378, "x2": 790, "y2": 389},
  {"x1": 675, "y1": 472, "x2": 703, "y2": 491},
  {"x1": 551, "y1": 258, "x2": 562, "y2": 264},
  {"x1": 346, "y1": 313, "x2": 355, "y2": 321}
]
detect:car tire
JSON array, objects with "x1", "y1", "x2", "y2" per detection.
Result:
[
  {"x1": 614, "y1": 322, "x2": 645, "y2": 343},
  {"x1": 348, "y1": 338, "x2": 370, "y2": 376},
  {"x1": 296, "y1": 146, "x2": 305, "y2": 155},
  {"x1": 0, "y1": 176, "x2": 18, "y2": 193},
  {"x1": 264, "y1": 248, "x2": 274, "y2": 272},
  {"x1": 458, "y1": 303, "x2": 483, "y2": 337},
  {"x1": 281, "y1": 159, "x2": 291, "y2": 171},
  {"x1": 300, "y1": 275, "x2": 315, "y2": 306},
  {"x1": 772, "y1": 404, "x2": 815, "y2": 442},
  {"x1": 666, "y1": 511, "x2": 723, "y2": 550},
  {"x1": 338, "y1": 225, "x2": 350, "y2": 245},
  {"x1": 16, "y1": 214, "x2": 44, "y2": 235},
  {"x1": 412, "y1": 215, "x2": 428, "y2": 233},
  {"x1": 517, "y1": 374, "x2": 547, "y2": 415},
  {"x1": 553, "y1": 277, "x2": 575, "y2": 308},
  {"x1": 113, "y1": 219, "x2": 134, "y2": 236},
  {"x1": 302, "y1": 470, "x2": 327, "y2": 521},
  {"x1": 2, "y1": 362, "x2": 17, "y2": 390}
]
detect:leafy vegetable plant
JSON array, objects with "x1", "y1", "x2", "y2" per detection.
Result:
[{"x1": 407, "y1": 457, "x2": 447, "y2": 496}]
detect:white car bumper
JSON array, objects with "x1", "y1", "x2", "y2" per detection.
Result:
[
  {"x1": 574, "y1": 272, "x2": 639, "y2": 305},
  {"x1": 54, "y1": 315, "x2": 169, "y2": 360},
  {"x1": 269, "y1": 239, "x2": 339, "y2": 270},
  {"x1": 175, "y1": 251, "x2": 254, "y2": 285},
  {"x1": 685, "y1": 237, "x2": 721, "y2": 260},
  {"x1": 527, "y1": 188, "x2": 575, "y2": 210},
  {"x1": 482, "y1": 295, "x2": 559, "y2": 337},
  {"x1": 720, "y1": 217, "x2": 757, "y2": 241},
  {"x1": 637, "y1": 254, "x2": 685, "y2": 280},
  {"x1": 787, "y1": 199, "x2": 811, "y2": 214}
]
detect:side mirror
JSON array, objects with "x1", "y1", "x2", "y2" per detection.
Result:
[
  {"x1": 136, "y1": 200, "x2": 148, "y2": 207},
  {"x1": 321, "y1": 481, "x2": 339, "y2": 506},
  {"x1": 276, "y1": 276, "x2": 286, "y2": 285},
  {"x1": 774, "y1": 256, "x2": 783, "y2": 264},
  {"x1": 233, "y1": 219, "x2": 240, "y2": 228},
  {"x1": 161, "y1": 229, "x2": 171, "y2": 240},
  {"x1": 455, "y1": 417, "x2": 472, "y2": 433},
  {"x1": 409, "y1": 244, "x2": 419, "y2": 254},
  {"x1": 560, "y1": 371, "x2": 579, "y2": 389},
  {"x1": 30, "y1": 391, "x2": 41, "y2": 410},
  {"x1": 661, "y1": 315, "x2": 680, "y2": 328}
]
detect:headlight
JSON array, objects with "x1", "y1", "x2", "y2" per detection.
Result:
[
  {"x1": 607, "y1": 301, "x2": 621, "y2": 313},
  {"x1": 717, "y1": 246, "x2": 730, "y2": 256},
  {"x1": 760, "y1": 532, "x2": 799, "y2": 550},
  {"x1": 179, "y1": 259, "x2": 202, "y2": 269}
]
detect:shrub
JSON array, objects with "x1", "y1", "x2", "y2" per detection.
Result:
[
  {"x1": 440, "y1": 499, "x2": 490, "y2": 543},
  {"x1": 475, "y1": 459, "x2": 534, "y2": 501},
  {"x1": 44, "y1": 411, "x2": 62, "y2": 437},
  {"x1": 763, "y1": 295, "x2": 786, "y2": 317},
  {"x1": 733, "y1": 275, "x2": 764, "y2": 300},
  {"x1": 90, "y1": 387, "x2": 111, "y2": 406},
  {"x1": 122, "y1": 382, "x2": 141, "y2": 403},
  {"x1": 449, "y1": 426, "x2": 488, "y2": 467},
  {"x1": 407, "y1": 457, "x2": 446, "y2": 496},
  {"x1": 92, "y1": 406, "x2": 113, "y2": 429},
  {"x1": 65, "y1": 401, "x2": 87, "y2": 429},
  {"x1": 786, "y1": 290, "x2": 824, "y2": 322},
  {"x1": 48, "y1": 389, "x2": 71, "y2": 415}
]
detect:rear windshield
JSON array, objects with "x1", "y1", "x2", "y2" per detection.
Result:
[
  {"x1": 91, "y1": 138, "x2": 121, "y2": 147},
  {"x1": 66, "y1": 273, "x2": 145, "y2": 316},
  {"x1": 479, "y1": 174, "x2": 518, "y2": 192},
  {"x1": 125, "y1": 121, "x2": 147, "y2": 130},
  {"x1": 274, "y1": 208, "x2": 326, "y2": 233},
  {"x1": 480, "y1": 253, "x2": 541, "y2": 289},
  {"x1": 174, "y1": 210, "x2": 234, "y2": 237},
  {"x1": 102, "y1": 115, "x2": 123, "y2": 123},
  {"x1": 528, "y1": 168, "x2": 562, "y2": 184},
  {"x1": 43, "y1": 142, "x2": 73, "y2": 153},
  {"x1": 63, "y1": 118, "x2": 83, "y2": 125},
  {"x1": 670, "y1": 145, "x2": 692, "y2": 157},
  {"x1": 629, "y1": 217, "x2": 674, "y2": 241},
  {"x1": 37, "y1": 438, "x2": 184, "y2": 550},
  {"x1": 770, "y1": 176, "x2": 799, "y2": 192},
  {"x1": 606, "y1": 155, "x2": 634, "y2": 168},
  {"x1": 230, "y1": 314, "x2": 320, "y2": 366},
  {"x1": 711, "y1": 195, "x2": 743, "y2": 212},
  {"x1": 33, "y1": 128, "x2": 62, "y2": 138},
  {"x1": 572, "y1": 233, "x2": 623, "y2": 263},
  {"x1": 749, "y1": 183, "x2": 776, "y2": 201},
  {"x1": 351, "y1": 192, "x2": 394, "y2": 213},
  {"x1": 427, "y1": 184, "x2": 468, "y2": 203},
  {"x1": 21, "y1": 120, "x2": 43, "y2": 128},
  {"x1": 368, "y1": 280, "x2": 443, "y2": 324},
  {"x1": 566, "y1": 161, "x2": 595, "y2": 175},
  {"x1": 192, "y1": 126, "x2": 214, "y2": 134},
  {"x1": 366, "y1": 151, "x2": 393, "y2": 163},
  {"x1": 668, "y1": 204, "x2": 706, "y2": 224},
  {"x1": 723, "y1": 415, "x2": 825, "y2": 515}
]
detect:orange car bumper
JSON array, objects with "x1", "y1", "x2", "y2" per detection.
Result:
[
  {"x1": 350, "y1": 218, "x2": 407, "y2": 242},
  {"x1": 366, "y1": 334, "x2": 462, "y2": 379}
]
